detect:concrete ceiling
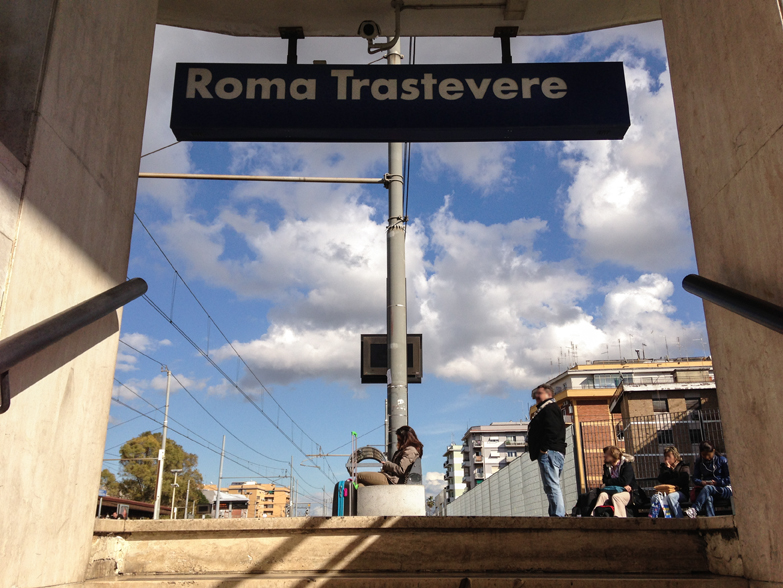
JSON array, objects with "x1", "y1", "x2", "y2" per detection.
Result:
[{"x1": 157, "y1": 0, "x2": 661, "y2": 38}]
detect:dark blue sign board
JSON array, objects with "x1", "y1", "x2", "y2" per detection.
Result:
[{"x1": 170, "y1": 62, "x2": 629, "y2": 142}]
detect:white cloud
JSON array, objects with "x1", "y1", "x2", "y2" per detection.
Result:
[
  {"x1": 117, "y1": 333, "x2": 173, "y2": 371},
  {"x1": 558, "y1": 52, "x2": 693, "y2": 272},
  {"x1": 419, "y1": 142, "x2": 515, "y2": 193},
  {"x1": 424, "y1": 471, "x2": 446, "y2": 496},
  {"x1": 129, "y1": 23, "x2": 707, "y2": 402}
]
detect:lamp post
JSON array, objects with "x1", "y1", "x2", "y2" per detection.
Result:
[{"x1": 170, "y1": 468, "x2": 183, "y2": 519}]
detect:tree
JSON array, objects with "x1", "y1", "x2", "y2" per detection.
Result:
[
  {"x1": 117, "y1": 431, "x2": 203, "y2": 516},
  {"x1": 100, "y1": 469, "x2": 121, "y2": 497}
]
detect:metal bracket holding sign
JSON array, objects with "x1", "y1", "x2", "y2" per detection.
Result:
[
  {"x1": 170, "y1": 62, "x2": 630, "y2": 143},
  {"x1": 361, "y1": 334, "x2": 422, "y2": 384}
]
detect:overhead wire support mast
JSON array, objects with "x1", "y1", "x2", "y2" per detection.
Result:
[
  {"x1": 385, "y1": 37, "x2": 409, "y2": 459},
  {"x1": 138, "y1": 172, "x2": 387, "y2": 185}
]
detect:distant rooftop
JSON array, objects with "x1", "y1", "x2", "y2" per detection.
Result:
[{"x1": 462, "y1": 421, "x2": 528, "y2": 441}]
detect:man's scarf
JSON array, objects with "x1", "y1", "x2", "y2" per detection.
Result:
[{"x1": 531, "y1": 397, "x2": 557, "y2": 420}]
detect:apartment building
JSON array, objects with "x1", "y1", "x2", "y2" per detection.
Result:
[
  {"x1": 442, "y1": 443, "x2": 466, "y2": 504},
  {"x1": 539, "y1": 357, "x2": 717, "y2": 491},
  {"x1": 203, "y1": 481, "x2": 290, "y2": 518},
  {"x1": 460, "y1": 422, "x2": 528, "y2": 491},
  {"x1": 229, "y1": 481, "x2": 291, "y2": 518}
]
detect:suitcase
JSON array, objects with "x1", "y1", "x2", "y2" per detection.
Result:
[{"x1": 331, "y1": 480, "x2": 358, "y2": 516}]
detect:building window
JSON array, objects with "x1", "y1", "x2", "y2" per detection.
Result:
[
  {"x1": 685, "y1": 396, "x2": 702, "y2": 411},
  {"x1": 657, "y1": 429, "x2": 674, "y2": 445},
  {"x1": 652, "y1": 398, "x2": 669, "y2": 413},
  {"x1": 507, "y1": 451, "x2": 517, "y2": 458},
  {"x1": 595, "y1": 374, "x2": 622, "y2": 388}
]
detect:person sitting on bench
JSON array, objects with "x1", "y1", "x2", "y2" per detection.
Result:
[
  {"x1": 591, "y1": 445, "x2": 639, "y2": 518},
  {"x1": 685, "y1": 441, "x2": 731, "y2": 518},
  {"x1": 650, "y1": 446, "x2": 690, "y2": 518},
  {"x1": 356, "y1": 425, "x2": 423, "y2": 486}
]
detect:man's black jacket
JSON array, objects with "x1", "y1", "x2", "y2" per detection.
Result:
[{"x1": 527, "y1": 399, "x2": 567, "y2": 460}]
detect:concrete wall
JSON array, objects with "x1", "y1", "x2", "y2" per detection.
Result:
[
  {"x1": 447, "y1": 427, "x2": 578, "y2": 516},
  {"x1": 661, "y1": 1, "x2": 783, "y2": 584},
  {"x1": 0, "y1": 2, "x2": 158, "y2": 587},
  {"x1": 87, "y1": 516, "x2": 741, "y2": 579}
]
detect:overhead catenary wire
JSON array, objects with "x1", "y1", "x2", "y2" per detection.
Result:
[
  {"x1": 110, "y1": 396, "x2": 287, "y2": 483},
  {"x1": 324, "y1": 423, "x2": 385, "y2": 456},
  {"x1": 107, "y1": 405, "x2": 162, "y2": 430},
  {"x1": 113, "y1": 377, "x2": 286, "y2": 475},
  {"x1": 130, "y1": 213, "x2": 337, "y2": 483},
  {"x1": 140, "y1": 141, "x2": 182, "y2": 159},
  {"x1": 118, "y1": 340, "x2": 288, "y2": 467}
]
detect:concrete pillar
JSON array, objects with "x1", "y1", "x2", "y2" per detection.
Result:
[
  {"x1": 0, "y1": 2, "x2": 158, "y2": 587},
  {"x1": 661, "y1": 1, "x2": 783, "y2": 583}
]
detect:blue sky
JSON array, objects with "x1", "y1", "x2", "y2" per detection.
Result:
[{"x1": 104, "y1": 21, "x2": 709, "y2": 507}]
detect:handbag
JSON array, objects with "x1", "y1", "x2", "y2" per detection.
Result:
[
  {"x1": 592, "y1": 505, "x2": 615, "y2": 517},
  {"x1": 603, "y1": 485, "x2": 625, "y2": 495},
  {"x1": 654, "y1": 484, "x2": 678, "y2": 495}
]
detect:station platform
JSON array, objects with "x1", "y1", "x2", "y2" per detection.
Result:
[{"x1": 84, "y1": 515, "x2": 748, "y2": 587}]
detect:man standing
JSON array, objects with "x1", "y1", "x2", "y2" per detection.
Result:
[{"x1": 528, "y1": 384, "x2": 567, "y2": 517}]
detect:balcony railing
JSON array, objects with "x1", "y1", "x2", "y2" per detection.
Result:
[
  {"x1": 474, "y1": 470, "x2": 485, "y2": 479},
  {"x1": 504, "y1": 439, "x2": 526, "y2": 448},
  {"x1": 473, "y1": 455, "x2": 483, "y2": 463}
]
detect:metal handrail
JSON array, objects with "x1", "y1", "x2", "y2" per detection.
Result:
[
  {"x1": 0, "y1": 278, "x2": 148, "y2": 414},
  {"x1": 682, "y1": 274, "x2": 783, "y2": 334}
]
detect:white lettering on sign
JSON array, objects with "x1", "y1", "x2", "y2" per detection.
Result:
[
  {"x1": 371, "y1": 79, "x2": 397, "y2": 100},
  {"x1": 439, "y1": 78, "x2": 464, "y2": 100},
  {"x1": 401, "y1": 79, "x2": 419, "y2": 100},
  {"x1": 184, "y1": 68, "x2": 568, "y2": 102},
  {"x1": 521, "y1": 78, "x2": 540, "y2": 98},
  {"x1": 186, "y1": 68, "x2": 213, "y2": 98},
  {"x1": 542, "y1": 77, "x2": 567, "y2": 99},
  {"x1": 247, "y1": 78, "x2": 285, "y2": 99},
  {"x1": 493, "y1": 78, "x2": 518, "y2": 99},
  {"x1": 215, "y1": 77, "x2": 242, "y2": 99},
  {"x1": 466, "y1": 78, "x2": 491, "y2": 99},
  {"x1": 290, "y1": 78, "x2": 316, "y2": 100},
  {"x1": 331, "y1": 69, "x2": 353, "y2": 100}
]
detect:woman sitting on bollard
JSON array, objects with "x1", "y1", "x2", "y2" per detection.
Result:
[
  {"x1": 591, "y1": 445, "x2": 639, "y2": 518},
  {"x1": 649, "y1": 446, "x2": 690, "y2": 518},
  {"x1": 356, "y1": 425, "x2": 423, "y2": 486}
]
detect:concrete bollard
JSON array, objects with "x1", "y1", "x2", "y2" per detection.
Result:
[{"x1": 357, "y1": 485, "x2": 426, "y2": 516}]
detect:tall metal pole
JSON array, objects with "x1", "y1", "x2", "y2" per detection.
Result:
[
  {"x1": 289, "y1": 457, "x2": 293, "y2": 517},
  {"x1": 386, "y1": 37, "x2": 408, "y2": 458},
  {"x1": 216, "y1": 435, "x2": 225, "y2": 518},
  {"x1": 170, "y1": 471, "x2": 180, "y2": 519},
  {"x1": 184, "y1": 478, "x2": 191, "y2": 520},
  {"x1": 153, "y1": 367, "x2": 172, "y2": 519}
]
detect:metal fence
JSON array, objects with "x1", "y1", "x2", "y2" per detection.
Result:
[{"x1": 580, "y1": 409, "x2": 724, "y2": 490}]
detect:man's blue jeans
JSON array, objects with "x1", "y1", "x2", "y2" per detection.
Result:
[
  {"x1": 538, "y1": 450, "x2": 566, "y2": 517},
  {"x1": 693, "y1": 485, "x2": 733, "y2": 517}
]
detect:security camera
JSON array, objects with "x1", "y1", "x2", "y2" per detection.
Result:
[{"x1": 358, "y1": 20, "x2": 381, "y2": 41}]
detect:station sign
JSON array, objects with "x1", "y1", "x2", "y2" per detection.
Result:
[{"x1": 170, "y1": 62, "x2": 630, "y2": 142}]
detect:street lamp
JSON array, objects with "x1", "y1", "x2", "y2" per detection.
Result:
[{"x1": 170, "y1": 469, "x2": 183, "y2": 519}]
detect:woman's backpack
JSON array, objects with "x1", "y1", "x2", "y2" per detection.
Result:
[
  {"x1": 571, "y1": 489, "x2": 600, "y2": 517},
  {"x1": 592, "y1": 505, "x2": 615, "y2": 517}
]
